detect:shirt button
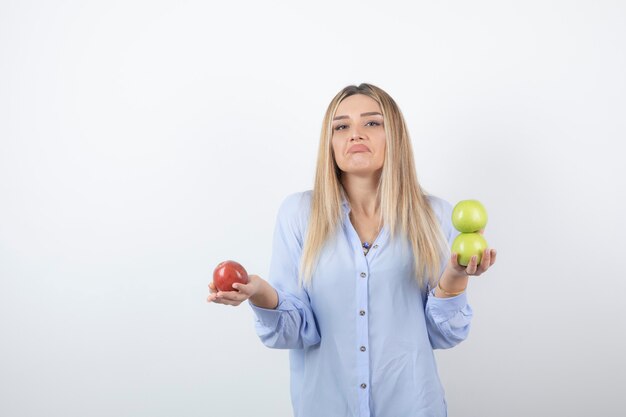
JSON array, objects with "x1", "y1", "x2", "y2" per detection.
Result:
[
  {"x1": 359, "y1": 310, "x2": 366, "y2": 316},
  {"x1": 373, "y1": 245, "x2": 378, "y2": 249},
  {"x1": 360, "y1": 383, "x2": 367, "y2": 389},
  {"x1": 360, "y1": 346, "x2": 366, "y2": 352},
  {"x1": 360, "y1": 272, "x2": 366, "y2": 278}
]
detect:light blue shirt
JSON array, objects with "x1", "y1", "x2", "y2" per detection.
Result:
[{"x1": 249, "y1": 190, "x2": 472, "y2": 417}]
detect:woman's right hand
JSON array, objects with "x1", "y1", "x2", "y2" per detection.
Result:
[{"x1": 207, "y1": 274, "x2": 264, "y2": 307}]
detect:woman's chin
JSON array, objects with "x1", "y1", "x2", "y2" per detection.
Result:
[{"x1": 340, "y1": 167, "x2": 383, "y2": 178}]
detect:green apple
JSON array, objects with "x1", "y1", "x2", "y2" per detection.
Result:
[
  {"x1": 452, "y1": 200, "x2": 488, "y2": 233},
  {"x1": 451, "y1": 233, "x2": 488, "y2": 266}
]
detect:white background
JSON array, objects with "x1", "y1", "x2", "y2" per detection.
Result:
[{"x1": 1, "y1": 1, "x2": 625, "y2": 416}]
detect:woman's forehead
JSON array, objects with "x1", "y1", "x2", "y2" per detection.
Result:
[{"x1": 335, "y1": 94, "x2": 382, "y2": 116}]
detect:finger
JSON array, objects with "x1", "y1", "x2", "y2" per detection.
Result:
[
  {"x1": 231, "y1": 283, "x2": 251, "y2": 296},
  {"x1": 477, "y1": 248, "x2": 491, "y2": 274},
  {"x1": 215, "y1": 297, "x2": 242, "y2": 306},
  {"x1": 208, "y1": 282, "x2": 217, "y2": 293},
  {"x1": 212, "y1": 291, "x2": 240, "y2": 305},
  {"x1": 450, "y1": 253, "x2": 465, "y2": 271},
  {"x1": 226, "y1": 274, "x2": 258, "y2": 295},
  {"x1": 466, "y1": 255, "x2": 478, "y2": 275},
  {"x1": 207, "y1": 293, "x2": 217, "y2": 303},
  {"x1": 216, "y1": 290, "x2": 248, "y2": 303},
  {"x1": 490, "y1": 249, "x2": 497, "y2": 266}
]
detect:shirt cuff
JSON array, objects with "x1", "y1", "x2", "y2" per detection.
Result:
[
  {"x1": 427, "y1": 289, "x2": 468, "y2": 317},
  {"x1": 248, "y1": 288, "x2": 285, "y2": 328}
]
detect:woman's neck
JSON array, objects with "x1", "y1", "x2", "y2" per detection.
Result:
[{"x1": 341, "y1": 172, "x2": 381, "y2": 218}]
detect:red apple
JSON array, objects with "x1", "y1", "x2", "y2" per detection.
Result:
[{"x1": 213, "y1": 260, "x2": 249, "y2": 292}]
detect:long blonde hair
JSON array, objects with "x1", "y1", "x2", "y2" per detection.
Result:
[{"x1": 299, "y1": 83, "x2": 448, "y2": 290}]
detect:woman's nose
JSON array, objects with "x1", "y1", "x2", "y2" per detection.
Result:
[{"x1": 349, "y1": 125, "x2": 364, "y2": 140}]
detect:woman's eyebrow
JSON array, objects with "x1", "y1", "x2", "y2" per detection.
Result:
[{"x1": 333, "y1": 112, "x2": 383, "y2": 121}]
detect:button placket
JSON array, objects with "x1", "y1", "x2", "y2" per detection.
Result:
[
  {"x1": 345, "y1": 210, "x2": 375, "y2": 417},
  {"x1": 356, "y1": 258, "x2": 370, "y2": 411}
]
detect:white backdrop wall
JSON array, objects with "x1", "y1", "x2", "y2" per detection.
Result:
[{"x1": 1, "y1": 1, "x2": 625, "y2": 416}]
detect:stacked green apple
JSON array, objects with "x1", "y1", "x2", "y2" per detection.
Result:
[{"x1": 451, "y1": 200, "x2": 489, "y2": 266}]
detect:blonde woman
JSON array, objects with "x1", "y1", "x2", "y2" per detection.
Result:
[{"x1": 208, "y1": 83, "x2": 497, "y2": 417}]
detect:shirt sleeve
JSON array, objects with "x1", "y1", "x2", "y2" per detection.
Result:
[
  {"x1": 424, "y1": 196, "x2": 474, "y2": 349},
  {"x1": 248, "y1": 192, "x2": 321, "y2": 350}
]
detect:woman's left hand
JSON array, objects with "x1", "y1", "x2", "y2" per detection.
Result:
[
  {"x1": 435, "y1": 247, "x2": 497, "y2": 298},
  {"x1": 449, "y1": 248, "x2": 497, "y2": 277}
]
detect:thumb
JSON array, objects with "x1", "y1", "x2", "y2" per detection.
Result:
[
  {"x1": 233, "y1": 275, "x2": 260, "y2": 295},
  {"x1": 232, "y1": 282, "x2": 250, "y2": 295}
]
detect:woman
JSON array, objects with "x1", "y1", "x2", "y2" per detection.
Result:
[{"x1": 207, "y1": 83, "x2": 497, "y2": 417}]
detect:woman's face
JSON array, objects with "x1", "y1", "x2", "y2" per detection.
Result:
[{"x1": 331, "y1": 94, "x2": 386, "y2": 177}]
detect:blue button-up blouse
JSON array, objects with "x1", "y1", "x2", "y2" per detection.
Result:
[{"x1": 249, "y1": 190, "x2": 472, "y2": 417}]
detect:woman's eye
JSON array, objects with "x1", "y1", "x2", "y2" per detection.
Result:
[
  {"x1": 334, "y1": 124, "x2": 347, "y2": 131},
  {"x1": 366, "y1": 121, "x2": 381, "y2": 127}
]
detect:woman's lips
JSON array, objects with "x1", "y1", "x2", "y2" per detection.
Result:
[{"x1": 347, "y1": 144, "x2": 370, "y2": 153}]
